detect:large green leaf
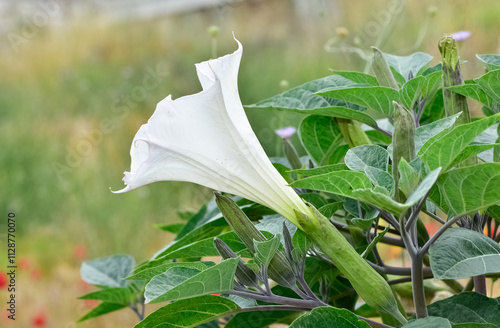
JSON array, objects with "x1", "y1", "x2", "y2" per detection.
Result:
[
  {"x1": 383, "y1": 51, "x2": 433, "y2": 80},
  {"x1": 299, "y1": 115, "x2": 347, "y2": 165},
  {"x1": 290, "y1": 170, "x2": 372, "y2": 198},
  {"x1": 429, "y1": 228, "x2": 500, "y2": 279},
  {"x1": 79, "y1": 287, "x2": 134, "y2": 305},
  {"x1": 289, "y1": 307, "x2": 371, "y2": 328},
  {"x1": 145, "y1": 258, "x2": 239, "y2": 303},
  {"x1": 476, "y1": 69, "x2": 500, "y2": 103},
  {"x1": 333, "y1": 71, "x2": 378, "y2": 86},
  {"x1": 247, "y1": 74, "x2": 379, "y2": 125},
  {"x1": 419, "y1": 114, "x2": 500, "y2": 171},
  {"x1": 225, "y1": 310, "x2": 297, "y2": 328},
  {"x1": 151, "y1": 231, "x2": 251, "y2": 263},
  {"x1": 318, "y1": 86, "x2": 400, "y2": 117},
  {"x1": 78, "y1": 302, "x2": 127, "y2": 322},
  {"x1": 449, "y1": 144, "x2": 499, "y2": 168},
  {"x1": 344, "y1": 145, "x2": 389, "y2": 171},
  {"x1": 447, "y1": 84, "x2": 495, "y2": 109},
  {"x1": 81, "y1": 255, "x2": 134, "y2": 288},
  {"x1": 352, "y1": 167, "x2": 441, "y2": 216},
  {"x1": 126, "y1": 262, "x2": 208, "y2": 282},
  {"x1": 414, "y1": 113, "x2": 461, "y2": 152},
  {"x1": 476, "y1": 54, "x2": 500, "y2": 71},
  {"x1": 402, "y1": 317, "x2": 452, "y2": 328},
  {"x1": 427, "y1": 292, "x2": 500, "y2": 326},
  {"x1": 291, "y1": 164, "x2": 348, "y2": 176},
  {"x1": 135, "y1": 295, "x2": 239, "y2": 328},
  {"x1": 437, "y1": 163, "x2": 500, "y2": 215}
]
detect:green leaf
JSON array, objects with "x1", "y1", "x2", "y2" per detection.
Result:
[
  {"x1": 398, "y1": 158, "x2": 420, "y2": 198},
  {"x1": 291, "y1": 163, "x2": 348, "y2": 176},
  {"x1": 361, "y1": 226, "x2": 390, "y2": 259},
  {"x1": 422, "y1": 71, "x2": 443, "y2": 96},
  {"x1": 145, "y1": 232, "x2": 251, "y2": 269},
  {"x1": 292, "y1": 229, "x2": 311, "y2": 258},
  {"x1": 78, "y1": 302, "x2": 127, "y2": 322},
  {"x1": 487, "y1": 205, "x2": 500, "y2": 223},
  {"x1": 383, "y1": 51, "x2": 433, "y2": 80},
  {"x1": 289, "y1": 307, "x2": 371, "y2": 328},
  {"x1": 156, "y1": 223, "x2": 185, "y2": 233},
  {"x1": 299, "y1": 115, "x2": 347, "y2": 165},
  {"x1": 253, "y1": 235, "x2": 281, "y2": 267},
  {"x1": 226, "y1": 310, "x2": 297, "y2": 328},
  {"x1": 81, "y1": 255, "x2": 134, "y2": 288},
  {"x1": 247, "y1": 75, "x2": 376, "y2": 122},
  {"x1": 79, "y1": 287, "x2": 134, "y2": 305},
  {"x1": 345, "y1": 145, "x2": 389, "y2": 171},
  {"x1": 318, "y1": 86, "x2": 400, "y2": 117},
  {"x1": 334, "y1": 71, "x2": 379, "y2": 86},
  {"x1": 414, "y1": 113, "x2": 461, "y2": 153},
  {"x1": 476, "y1": 54, "x2": 500, "y2": 71},
  {"x1": 437, "y1": 163, "x2": 500, "y2": 215},
  {"x1": 127, "y1": 262, "x2": 208, "y2": 283},
  {"x1": 476, "y1": 69, "x2": 500, "y2": 103},
  {"x1": 449, "y1": 144, "x2": 499, "y2": 168},
  {"x1": 447, "y1": 84, "x2": 495, "y2": 109},
  {"x1": 401, "y1": 75, "x2": 425, "y2": 109},
  {"x1": 318, "y1": 201, "x2": 344, "y2": 218},
  {"x1": 135, "y1": 295, "x2": 239, "y2": 328},
  {"x1": 453, "y1": 324, "x2": 499, "y2": 328},
  {"x1": 429, "y1": 228, "x2": 500, "y2": 279},
  {"x1": 145, "y1": 258, "x2": 239, "y2": 303},
  {"x1": 419, "y1": 114, "x2": 500, "y2": 171},
  {"x1": 290, "y1": 170, "x2": 373, "y2": 198},
  {"x1": 352, "y1": 167, "x2": 441, "y2": 216},
  {"x1": 402, "y1": 317, "x2": 452, "y2": 328},
  {"x1": 427, "y1": 292, "x2": 500, "y2": 326},
  {"x1": 365, "y1": 167, "x2": 395, "y2": 195}
]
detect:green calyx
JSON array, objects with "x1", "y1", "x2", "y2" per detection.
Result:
[{"x1": 438, "y1": 35, "x2": 460, "y2": 71}]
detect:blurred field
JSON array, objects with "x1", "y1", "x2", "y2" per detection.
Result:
[{"x1": 1, "y1": 0, "x2": 500, "y2": 326}]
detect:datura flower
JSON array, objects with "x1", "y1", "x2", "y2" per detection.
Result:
[
  {"x1": 115, "y1": 39, "x2": 406, "y2": 322},
  {"x1": 114, "y1": 39, "x2": 312, "y2": 226}
]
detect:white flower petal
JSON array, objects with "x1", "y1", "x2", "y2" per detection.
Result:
[{"x1": 116, "y1": 39, "x2": 311, "y2": 223}]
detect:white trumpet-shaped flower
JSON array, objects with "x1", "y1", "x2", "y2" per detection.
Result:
[{"x1": 115, "y1": 39, "x2": 312, "y2": 225}]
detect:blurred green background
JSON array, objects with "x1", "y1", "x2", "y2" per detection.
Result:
[{"x1": 1, "y1": 0, "x2": 499, "y2": 326}]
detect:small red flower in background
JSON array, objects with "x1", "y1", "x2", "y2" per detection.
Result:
[
  {"x1": 32, "y1": 313, "x2": 46, "y2": 327},
  {"x1": 0, "y1": 271, "x2": 7, "y2": 289},
  {"x1": 425, "y1": 222, "x2": 440, "y2": 236},
  {"x1": 30, "y1": 269, "x2": 42, "y2": 281},
  {"x1": 74, "y1": 245, "x2": 87, "y2": 260},
  {"x1": 83, "y1": 299, "x2": 99, "y2": 308},
  {"x1": 18, "y1": 258, "x2": 31, "y2": 271}
]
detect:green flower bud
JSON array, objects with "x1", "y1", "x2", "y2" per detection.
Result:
[
  {"x1": 207, "y1": 25, "x2": 220, "y2": 39},
  {"x1": 392, "y1": 102, "x2": 415, "y2": 202},
  {"x1": 214, "y1": 238, "x2": 260, "y2": 288},
  {"x1": 283, "y1": 138, "x2": 303, "y2": 170},
  {"x1": 371, "y1": 47, "x2": 399, "y2": 90},
  {"x1": 439, "y1": 34, "x2": 471, "y2": 126},
  {"x1": 295, "y1": 206, "x2": 407, "y2": 324},
  {"x1": 439, "y1": 35, "x2": 475, "y2": 166},
  {"x1": 427, "y1": 5, "x2": 438, "y2": 17},
  {"x1": 215, "y1": 193, "x2": 296, "y2": 288},
  {"x1": 336, "y1": 118, "x2": 372, "y2": 148}
]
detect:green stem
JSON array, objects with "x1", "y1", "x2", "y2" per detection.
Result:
[{"x1": 411, "y1": 254, "x2": 428, "y2": 318}]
